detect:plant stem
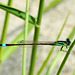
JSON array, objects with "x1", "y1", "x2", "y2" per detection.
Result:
[
  {"x1": 57, "y1": 40, "x2": 75, "y2": 75},
  {"x1": 22, "y1": 0, "x2": 30, "y2": 75},
  {"x1": 29, "y1": 0, "x2": 44, "y2": 75},
  {"x1": 0, "y1": 0, "x2": 13, "y2": 63}
]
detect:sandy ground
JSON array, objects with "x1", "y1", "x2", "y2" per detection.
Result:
[{"x1": 0, "y1": 0, "x2": 75, "y2": 75}]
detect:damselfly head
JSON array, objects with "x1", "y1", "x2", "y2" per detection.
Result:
[{"x1": 66, "y1": 38, "x2": 71, "y2": 46}]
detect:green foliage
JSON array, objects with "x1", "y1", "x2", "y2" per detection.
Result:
[{"x1": 0, "y1": 0, "x2": 74, "y2": 75}]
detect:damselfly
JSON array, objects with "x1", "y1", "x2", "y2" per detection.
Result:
[{"x1": 0, "y1": 38, "x2": 71, "y2": 51}]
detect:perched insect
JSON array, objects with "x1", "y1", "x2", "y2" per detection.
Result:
[{"x1": 0, "y1": 38, "x2": 71, "y2": 51}]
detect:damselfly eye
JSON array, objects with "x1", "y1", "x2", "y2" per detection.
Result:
[
  {"x1": 66, "y1": 38, "x2": 71, "y2": 46},
  {"x1": 66, "y1": 38, "x2": 69, "y2": 41}
]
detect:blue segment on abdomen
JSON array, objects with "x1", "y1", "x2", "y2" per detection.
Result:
[{"x1": 2, "y1": 44, "x2": 6, "y2": 47}]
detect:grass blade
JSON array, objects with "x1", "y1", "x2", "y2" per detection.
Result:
[
  {"x1": 22, "y1": 0, "x2": 30, "y2": 75},
  {"x1": 0, "y1": 0, "x2": 63, "y2": 25},
  {"x1": 44, "y1": 0, "x2": 63, "y2": 13},
  {"x1": 0, "y1": 0, "x2": 13, "y2": 63},
  {"x1": 68, "y1": 26, "x2": 75, "y2": 40},
  {"x1": 0, "y1": 3, "x2": 35, "y2": 24}
]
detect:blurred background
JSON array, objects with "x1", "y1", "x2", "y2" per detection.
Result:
[{"x1": 0, "y1": 0, "x2": 75, "y2": 75}]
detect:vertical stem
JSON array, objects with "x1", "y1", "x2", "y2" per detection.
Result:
[
  {"x1": 0, "y1": 0, "x2": 13, "y2": 63},
  {"x1": 29, "y1": 0, "x2": 45, "y2": 75},
  {"x1": 22, "y1": 0, "x2": 30, "y2": 75}
]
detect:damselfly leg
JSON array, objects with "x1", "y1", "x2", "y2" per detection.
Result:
[{"x1": 60, "y1": 46, "x2": 70, "y2": 53}]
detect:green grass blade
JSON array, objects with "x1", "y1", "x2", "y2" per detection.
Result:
[
  {"x1": 22, "y1": 0, "x2": 30, "y2": 75},
  {"x1": 45, "y1": 51, "x2": 62, "y2": 75},
  {"x1": 57, "y1": 40, "x2": 75, "y2": 75},
  {"x1": 0, "y1": 3, "x2": 35, "y2": 24},
  {"x1": 29, "y1": 0, "x2": 45, "y2": 75},
  {"x1": 44, "y1": 0, "x2": 63, "y2": 13},
  {"x1": 37, "y1": 12, "x2": 70, "y2": 75},
  {"x1": 0, "y1": 0, "x2": 63, "y2": 25},
  {"x1": 0, "y1": 0, "x2": 13, "y2": 63},
  {"x1": 45, "y1": 27, "x2": 75, "y2": 75},
  {"x1": 56, "y1": 12, "x2": 70, "y2": 41}
]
